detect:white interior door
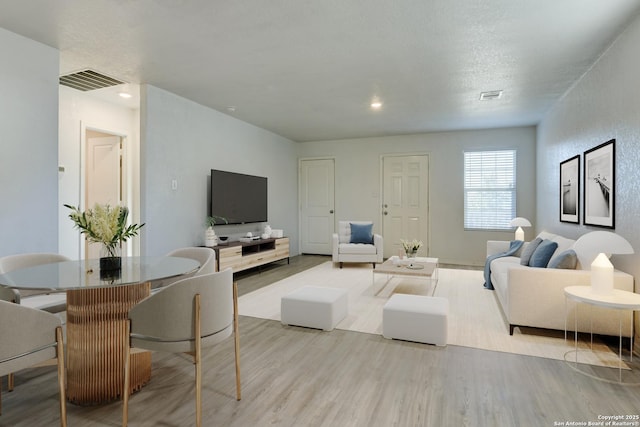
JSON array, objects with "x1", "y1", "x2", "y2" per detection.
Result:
[
  {"x1": 299, "y1": 158, "x2": 335, "y2": 254},
  {"x1": 86, "y1": 135, "x2": 121, "y2": 259},
  {"x1": 382, "y1": 155, "x2": 429, "y2": 258}
]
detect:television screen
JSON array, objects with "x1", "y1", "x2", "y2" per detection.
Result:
[{"x1": 210, "y1": 169, "x2": 268, "y2": 224}]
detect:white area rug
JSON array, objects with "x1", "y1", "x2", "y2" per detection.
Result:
[{"x1": 239, "y1": 262, "x2": 626, "y2": 368}]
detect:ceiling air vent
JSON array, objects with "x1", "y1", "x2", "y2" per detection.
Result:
[
  {"x1": 479, "y1": 90, "x2": 503, "y2": 101},
  {"x1": 59, "y1": 69, "x2": 125, "y2": 91}
]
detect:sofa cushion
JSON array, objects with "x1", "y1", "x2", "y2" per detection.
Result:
[
  {"x1": 529, "y1": 240, "x2": 558, "y2": 268},
  {"x1": 550, "y1": 236, "x2": 575, "y2": 257},
  {"x1": 339, "y1": 243, "x2": 377, "y2": 255},
  {"x1": 548, "y1": 249, "x2": 577, "y2": 269},
  {"x1": 520, "y1": 237, "x2": 542, "y2": 266},
  {"x1": 536, "y1": 231, "x2": 557, "y2": 241},
  {"x1": 350, "y1": 222, "x2": 373, "y2": 244}
]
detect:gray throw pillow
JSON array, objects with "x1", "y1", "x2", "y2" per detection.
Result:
[
  {"x1": 520, "y1": 237, "x2": 543, "y2": 266},
  {"x1": 529, "y1": 239, "x2": 559, "y2": 268},
  {"x1": 548, "y1": 249, "x2": 578, "y2": 269}
]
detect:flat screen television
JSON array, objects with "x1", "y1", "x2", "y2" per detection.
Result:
[{"x1": 210, "y1": 169, "x2": 268, "y2": 225}]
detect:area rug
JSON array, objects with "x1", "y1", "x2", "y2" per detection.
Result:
[{"x1": 239, "y1": 261, "x2": 626, "y2": 368}]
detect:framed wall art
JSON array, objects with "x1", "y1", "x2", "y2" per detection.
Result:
[
  {"x1": 559, "y1": 155, "x2": 580, "y2": 224},
  {"x1": 583, "y1": 139, "x2": 615, "y2": 229}
]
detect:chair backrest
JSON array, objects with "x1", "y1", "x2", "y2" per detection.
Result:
[
  {"x1": 129, "y1": 268, "x2": 233, "y2": 353},
  {"x1": 0, "y1": 253, "x2": 71, "y2": 275},
  {"x1": 0, "y1": 300, "x2": 62, "y2": 376},
  {"x1": 166, "y1": 247, "x2": 216, "y2": 276},
  {"x1": 0, "y1": 253, "x2": 71, "y2": 300},
  {"x1": 338, "y1": 221, "x2": 373, "y2": 244},
  {"x1": 150, "y1": 247, "x2": 217, "y2": 292}
]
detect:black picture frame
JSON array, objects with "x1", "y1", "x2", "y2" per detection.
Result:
[
  {"x1": 583, "y1": 139, "x2": 615, "y2": 229},
  {"x1": 559, "y1": 155, "x2": 580, "y2": 224}
]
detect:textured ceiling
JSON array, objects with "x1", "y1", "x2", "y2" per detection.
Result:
[{"x1": 1, "y1": 0, "x2": 639, "y2": 142}]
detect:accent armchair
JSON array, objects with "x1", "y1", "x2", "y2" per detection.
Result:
[{"x1": 332, "y1": 221, "x2": 383, "y2": 268}]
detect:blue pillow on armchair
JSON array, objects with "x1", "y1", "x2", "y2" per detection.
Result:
[{"x1": 350, "y1": 223, "x2": 373, "y2": 244}]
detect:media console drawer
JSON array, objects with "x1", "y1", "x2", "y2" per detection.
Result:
[{"x1": 214, "y1": 237, "x2": 289, "y2": 273}]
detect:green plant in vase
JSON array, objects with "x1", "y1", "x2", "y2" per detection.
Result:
[
  {"x1": 205, "y1": 215, "x2": 228, "y2": 246},
  {"x1": 65, "y1": 203, "x2": 144, "y2": 270}
]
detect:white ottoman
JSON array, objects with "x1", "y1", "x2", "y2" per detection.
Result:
[
  {"x1": 281, "y1": 286, "x2": 348, "y2": 331},
  {"x1": 383, "y1": 294, "x2": 448, "y2": 346}
]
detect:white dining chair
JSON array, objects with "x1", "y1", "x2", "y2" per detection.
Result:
[
  {"x1": 0, "y1": 300, "x2": 67, "y2": 426},
  {"x1": 0, "y1": 253, "x2": 70, "y2": 313},
  {"x1": 0, "y1": 253, "x2": 69, "y2": 394},
  {"x1": 122, "y1": 268, "x2": 240, "y2": 427},
  {"x1": 150, "y1": 247, "x2": 216, "y2": 292}
]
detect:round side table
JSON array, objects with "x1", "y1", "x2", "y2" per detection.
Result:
[{"x1": 564, "y1": 285, "x2": 640, "y2": 384}]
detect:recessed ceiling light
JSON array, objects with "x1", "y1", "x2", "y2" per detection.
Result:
[
  {"x1": 371, "y1": 101, "x2": 382, "y2": 109},
  {"x1": 118, "y1": 92, "x2": 132, "y2": 99},
  {"x1": 479, "y1": 90, "x2": 503, "y2": 100}
]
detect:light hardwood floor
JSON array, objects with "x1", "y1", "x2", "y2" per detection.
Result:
[{"x1": 2, "y1": 255, "x2": 639, "y2": 426}]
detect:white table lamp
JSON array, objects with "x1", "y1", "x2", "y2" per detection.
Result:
[
  {"x1": 509, "y1": 217, "x2": 531, "y2": 241},
  {"x1": 573, "y1": 231, "x2": 634, "y2": 295}
]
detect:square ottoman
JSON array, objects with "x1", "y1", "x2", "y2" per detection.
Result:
[
  {"x1": 281, "y1": 286, "x2": 348, "y2": 331},
  {"x1": 383, "y1": 294, "x2": 448, "y2": 346}
]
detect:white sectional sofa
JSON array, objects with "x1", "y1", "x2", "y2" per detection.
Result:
[{"x1": 487, "y1": 231, "x2": 634, "y2": 337}]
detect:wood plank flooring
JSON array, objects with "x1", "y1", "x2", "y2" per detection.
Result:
[{"x1": 2, "y1": 255, "x2": 639, "y2": 426}]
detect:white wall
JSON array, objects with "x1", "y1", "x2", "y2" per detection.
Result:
[
  {"x1": 58, "y1": 85, "x2": 140, "y2": 259},
  {"x1": 537, "y1": 14, "x2": 640, "y2": 346},
  {"x1": 0, "y1": 27, "x2": 59, "y2": 257},
  {"x1": 140, "y1": 85, "x2": 299, "y2": 256},
  {"x1": 297, "y1": 127, "x2": 537, "y2": 266}
]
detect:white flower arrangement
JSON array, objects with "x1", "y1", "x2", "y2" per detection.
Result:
[
  {"x1": 65, "y1": 203, "x2": 144, "y2": 257},
  {"x1": 401, "y1": 239, "x2": 423, "y2": 254}
]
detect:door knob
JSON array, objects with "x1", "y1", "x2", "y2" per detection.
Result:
[
  {"x1": 383, "y1": 211, "x2": 388, "y2": 215},
  {"x1": 329, "y1": 210, "x2": 334, "y2": 214}
]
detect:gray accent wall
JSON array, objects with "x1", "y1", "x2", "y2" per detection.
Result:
[
  {"x1": 537, "y1": 13, "x2": 640, "y2": 280},
  {"x1": 140, "y1": 85, "x2": 299, "y2": 256},
  {"x1": 0, "y1": 27, "x2": 59, "y2": 257},
  {"x1": 537, "y1": 13, "x2": 640, "y2": 347},
  {"x1": 297, "y1": 127, "x2": 537, "y2": 266}
]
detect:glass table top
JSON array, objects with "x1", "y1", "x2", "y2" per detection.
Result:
[{"x1": 0, "y1": 256, "x2": 200, "y2": 291}]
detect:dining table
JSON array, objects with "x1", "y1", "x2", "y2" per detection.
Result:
[{"x1": 0, "y1": 256, "x2": 199, "y2": 405}]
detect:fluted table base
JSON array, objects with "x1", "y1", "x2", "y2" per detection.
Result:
[{"x1": 66, "y1": 282, "x2": 151, "y2": 405}]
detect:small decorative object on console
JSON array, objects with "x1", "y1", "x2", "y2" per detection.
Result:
[{"x1": 205, "y1": 215, "x2": 227, "y2": 247}]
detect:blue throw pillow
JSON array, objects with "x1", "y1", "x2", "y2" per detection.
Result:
[
  {"x1": 350, "y1": 223, "x2": 373, "y2": 244},
  {"x1": 529, "y1": 239, "x2": 558, "y2": 268},
  {"x1": 548, "y1": 249, "x2": 578, "y2": 269},
  {"x1": 520, "y1": 237, "x2": 542, "y2": 266}
]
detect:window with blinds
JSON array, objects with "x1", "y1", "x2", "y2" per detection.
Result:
[{"x1": 464, "y1": 150, "x2": 516, "y2": 230}]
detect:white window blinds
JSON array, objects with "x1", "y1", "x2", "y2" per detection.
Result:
[{"x1": 464, "y1": 150, "x2": 516, "y2": 230}]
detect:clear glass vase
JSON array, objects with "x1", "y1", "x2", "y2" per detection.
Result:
[{"x1": 405, "y1": 250, "x2": 417, "y2": 259}]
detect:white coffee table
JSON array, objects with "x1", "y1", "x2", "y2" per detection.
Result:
[{"x1": 373, "y1": 257, "x2": 439, "y2": 296}]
